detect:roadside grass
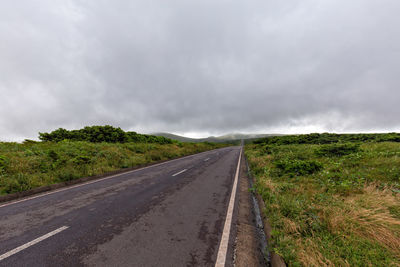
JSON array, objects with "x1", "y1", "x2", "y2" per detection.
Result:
[
  {"x1": 245, "y1": 140, "x2": 400, "y2": 266},
  {"x1": 0, "y1": 141, "x2": 226, "y2": 195}
]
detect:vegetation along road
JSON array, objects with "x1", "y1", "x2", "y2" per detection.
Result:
[{"x1": 246, "y1": 133, "x2": 400, "y2": 266}]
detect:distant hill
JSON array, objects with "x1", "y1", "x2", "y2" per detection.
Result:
[
  {"x1": 152, "y1": 132, "x2": 281, "y2": 143},
  {"x1": 151, "y1": 133, "x2": 200, "y2": 143}
]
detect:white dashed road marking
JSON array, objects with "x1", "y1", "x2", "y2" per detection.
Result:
[
  {"x1": 0, "y1": 226, "x2": 69, "y2": 261},
  {"x1": 172, "y1": 169, "x2": 187, "y2": 177}
]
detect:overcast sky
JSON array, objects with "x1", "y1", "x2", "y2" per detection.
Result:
[{"x1": 1, "y1": 0, "x2": 400, "y2": 141}]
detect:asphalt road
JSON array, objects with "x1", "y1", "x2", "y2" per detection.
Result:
[{"x1": 0, "y1": 146, "x2": 242, "y2": 267}]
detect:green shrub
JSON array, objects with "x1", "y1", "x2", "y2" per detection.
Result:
[
  {"x1": 150, "y1": 154, "x2": 162, "y2": 161},
  {"x1": 314, "y1": 143, "x2": 360, "y2": 157},
  {"x1": 47, "y1": 150, "x2": 59, "y2": 161},
  {"x1": 264, "y1": 145, "x2": 275, "y2": 155},
  {"x1": 39, "y1": 161, "x2": 52, "y2": 173},
  {"x1": 254, "y1": 132, "x2": 400, "y2": 145},
  {"x1": 161, "y1": 150, "x2": 177, "y2": 158},
  {"x1": 39, "y1": 125, "x2": 174, "y2": 144},
  {"x1": 120, "y1": 161, "x2": 130, "y2": 168},
  {"x1": 73, "y1": 155, "x2": 92, "y2": 165},
  {"x1": 57, "y1": 170, "x2": 79, "y2": 182},
  {"x1": 3, "y1": 174, "x2": 32, "y2": 194},
  {"x1": 133, "y1": 145, "x2": 146, "y2": 154},
  {"x1": 275, "y1": 159, "x2": 323, "y2": 176},
  {"x1": 0, "y1": 155, "x2": 9, "y2": 172},
  {"x1": 24, "y1": 150, "x2": 35, "y2": 156}
]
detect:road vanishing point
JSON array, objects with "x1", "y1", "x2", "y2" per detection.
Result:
[{"x1": 0, "y1": 146, "x2": 243, "y2": 267}]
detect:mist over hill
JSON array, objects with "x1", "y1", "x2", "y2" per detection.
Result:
[{"x1": 152, "y1": 132, "x2": 281, "y2": 143}]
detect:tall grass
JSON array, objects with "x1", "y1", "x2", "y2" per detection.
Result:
[{"x1": 246, "y1": 139, "x2": 400, "y2": 266}]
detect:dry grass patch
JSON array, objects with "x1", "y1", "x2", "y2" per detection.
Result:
[
  {"x1": 344, "y1": 186, "x2": 400, "y2": 257},
  {"x1": 296, "y1": 238, "x2": 338, "y2": 267},
  {"x1": 260, "y1": 177, "x2": 276, "y2": 192},
  {"x1": 282, "y1": 217, "x2": 299, "y2": 234}
]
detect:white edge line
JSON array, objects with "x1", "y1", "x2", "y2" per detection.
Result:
[
  {"x1": 0, "y1": 226, "x2": 69, "y2": 261},
  {"x1": 172, "y1": 169, "x2": 187, "y2": 177},
  {"x1": 0, "y1": 148, "x2": 227, "y2": 209},
  {"x1": 215, "y1": 147, "x2": 242, "y2": 267}
]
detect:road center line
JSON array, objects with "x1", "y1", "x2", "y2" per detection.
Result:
[
  {"x1": 172, "y1": 169, "x2": 187, "y2": 177},
  {"x1": 0, "y1": 226, "x2": 69, "y2": 261},
  {"x1": 215, "y1": 148, "x2": 242, "y2": 267}
]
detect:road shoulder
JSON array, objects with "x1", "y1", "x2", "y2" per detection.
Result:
[{"x1": 234, "y1": 152, "x2": 266, "y2": 266}]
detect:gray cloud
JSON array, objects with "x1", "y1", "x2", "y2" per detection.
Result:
[{"x1": 1, "y1": 0, "x2": 400, "y2": 140}]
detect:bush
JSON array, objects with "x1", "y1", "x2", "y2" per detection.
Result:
[
  {"x1": 314, "y1": 143, "x2": 360, "y2": 157},
  {"x1": 254, "y1": 133, "x2": 400, "y2": 145},
  {"x1": 39, "y1": 125, "x2": 174, "y2": 144},
  {"x1": 0, "y1": 155, "x2": 9, "y2": 172},
  {"x1": 57, "y1": 170, "x2": 79, "y2": 182},
  {"x1": 3, "y1": 174, "x2": 32, "y2": 194},
  {"x1": 47, "y1": 150, "x2": 59, "y2": 161},
  {"x1": 275, "y1": 159, "x2": 323, "y2": 176},
  {"x1": 73, "y1": 155, "x2": 91, "y2": 165},
  {"x1": 149, "y1": 153, "x2": 162, "y2": 161},
  {"x1": 264, "y1": 145, "x2": 275, "y2": 155}
]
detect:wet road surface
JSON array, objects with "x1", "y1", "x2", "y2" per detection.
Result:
[{"x1": 0, "y1": 146, "x2": 241, "y2": 266}]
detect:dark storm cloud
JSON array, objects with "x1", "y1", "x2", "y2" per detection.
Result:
[{"x1": 1, "y1": 0, "x2": 400, "y2": 140}]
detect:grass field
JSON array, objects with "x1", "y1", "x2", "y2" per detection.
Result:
[
  {"x1": 245, "y1": 135, "x2": 400, "y2": 266},
  {"x1": 0, "y1": 140, "x2": 225, "y2": 195}
]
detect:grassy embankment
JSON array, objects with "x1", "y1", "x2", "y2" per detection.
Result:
[
  {"x1": 245, "y1": 133, "x2": 400, "y2": 266},
  {"x1": 0, "y1": 126, "x2": 226, "y2": 195}
]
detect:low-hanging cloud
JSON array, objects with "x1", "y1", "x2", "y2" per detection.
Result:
[{"x1": 1, "y1": 0, "x2": 400, "y2": 140}]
